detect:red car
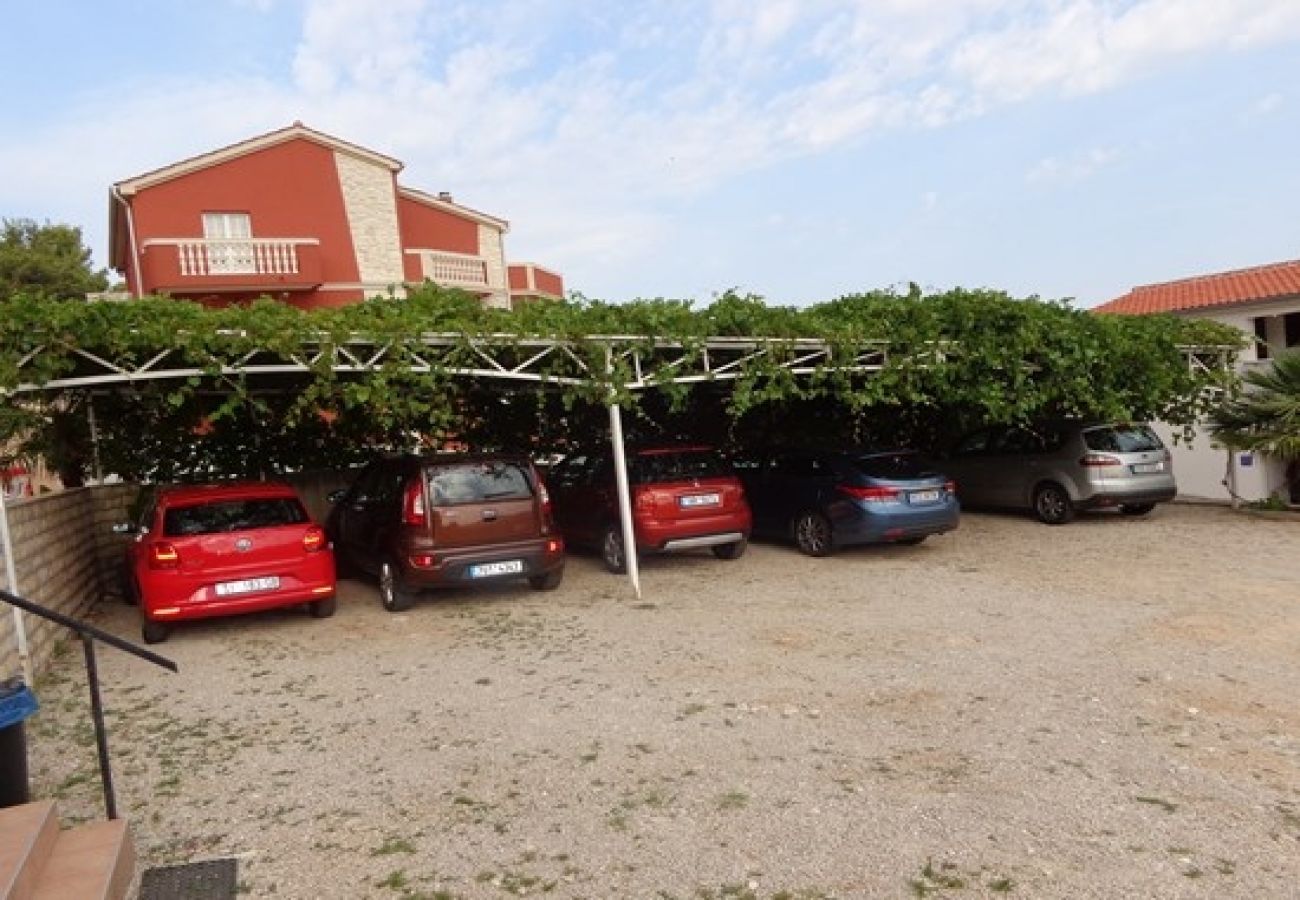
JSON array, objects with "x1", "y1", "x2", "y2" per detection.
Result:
[
  {"x1": 119, "y1": 482, "x2": 336, "y2": 643},
  {"x1": 547, "y1": 445, "x2": 752, "y2": 572}
]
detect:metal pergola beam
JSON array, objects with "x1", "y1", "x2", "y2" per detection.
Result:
[{"x1": 4, "y1": 334, "x2": 903, "y2": 395}]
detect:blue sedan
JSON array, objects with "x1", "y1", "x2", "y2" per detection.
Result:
[{"x1": 737, "y1": 449, "x2": 960, "y2": 556}]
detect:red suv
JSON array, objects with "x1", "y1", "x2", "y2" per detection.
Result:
[
  {"x1": 547, "y1": 445, "x2": 752, "y2": 572},
  {"x1": 118, "y1": 482, "x2": 337, "y2": 644}
]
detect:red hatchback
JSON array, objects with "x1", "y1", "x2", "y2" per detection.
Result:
[
  {"x1": 119, "y1": 482, "x2": 337, "y2": 643},
  {"x1": 547, "y1": 445, "x2": 752, "y2": 572}
]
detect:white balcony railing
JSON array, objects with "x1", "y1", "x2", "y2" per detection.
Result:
[
  {"x1": 143, "y1": 238, "x2": 319, "y2": 277},
  {"x1": 409, "y1": 249, "x2": 491, "y2": 289}
]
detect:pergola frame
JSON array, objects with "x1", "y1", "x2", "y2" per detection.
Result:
[
  {"x1": 1, "y1": 332, "x2": 1234, "y2": 676},
  {"x1": 6, "y1": 333, "x2": 906, "y2": 394}
]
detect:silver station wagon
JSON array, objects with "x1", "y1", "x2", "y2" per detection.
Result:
[{"x1": 939, "y1": 422, "x2": 1177, "y2": 524}]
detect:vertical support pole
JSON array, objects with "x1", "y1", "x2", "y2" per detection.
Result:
[
  {"x1": 0, "y1": 486, "x2": 30, "y2": 685},
  {"x1": 87, "y1": 395, "x2": 104, "y2": 484},
  {"x1": 82, "y1": 635, "x2": 117, "y2": 820},
  {"x1": 606, "y1": 348, "x2": 641, "y2": 600}
]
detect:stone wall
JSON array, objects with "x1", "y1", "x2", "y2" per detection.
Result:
[{"x1": 0, "y1": 484, "x2": 138, "y2": 680}]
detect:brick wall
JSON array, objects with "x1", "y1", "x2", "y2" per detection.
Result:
[{"x1": 0, "y1": 484, "x2": 139, "y2": 681}]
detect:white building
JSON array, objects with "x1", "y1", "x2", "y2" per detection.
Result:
[{"x1": 1095, "y1": 259, "x2": 1300, "y2": 505}]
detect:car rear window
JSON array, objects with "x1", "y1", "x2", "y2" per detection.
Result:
[
  {"x1": 1082, "y1": 425, "x2": 1164, "y2": 453},
  {"x1": 631, "y1": 450, "x2": 730, "y2": 484},
  {"x1": 163, "y1": 498, "x2": 308, "y2": 536},
  {"x1": 851, "y1": 452, "x2": 934, "y2": 479},
  {"x1": 426, "y1": 461, "x2": 533, "y2": 505}
]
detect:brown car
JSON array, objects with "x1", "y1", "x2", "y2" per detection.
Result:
[{"x1": 326, "y1": 454, "x2": 565, "y2": 610}]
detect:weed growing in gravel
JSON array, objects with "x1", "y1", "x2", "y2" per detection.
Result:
[
  {"x1": 1134, "y1": 795, "x2": 1178, "y2": 813},
  {"x1": 378, "y1": 869, "x2": 410, "y2": 890},
  {"x1": 717, "y1": 790, "x2": 749, "y2": 810},
  {"x1": 372, "y1": 836, "x2": 418, "y2": 856},
  {"x1": 909, "y1": 859, "x2": 966, "y2": 895}
]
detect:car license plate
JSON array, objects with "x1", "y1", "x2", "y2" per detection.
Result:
[
  {"x1": 214, "y1": 576, "x2": 280, "y2": 596},
  {"x1": 468, "y1": 560, "x2": 524, "y2": 578},
  {"x1": 1132, "y1": 462, "x2": 1163, "y2": 474},
  {"x1": 909, "y1": 489, "x2": 941, "y2": 504},
  {"x1": 680, "y1": 493, "x2": 721, "y2": 508}
]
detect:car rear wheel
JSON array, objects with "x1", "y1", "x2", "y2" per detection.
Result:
[
  {"x1": 378, "y1": 560, "x2": 415, "y2": 612},
  {"x1": 1033, "y1": 483, "x2": 1075, "y2": 525},
  {"x1": 711, "y1": 539, "x2": 748, "y2": 560},
  {"x1": 529, "y1": 568, "x2": 564, "y2": 591},
  {"x1": 601, "y1": 525, "x2": 628, "y2": 574},
  {"x1": 793, "y1": 511, "x2": 833, "y2": 557},
  {"x1": 1120, "y1": 503, "x2": 1156, "y2": 516},
  {"x1": 309, "y1": 594, "x2": 337, "y2": 618},
  {"x1": 141, "y1": 618, "x2": 170, "y2": 645}
]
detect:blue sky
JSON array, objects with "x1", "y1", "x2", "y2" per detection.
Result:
[{"x1": 2, "y1": 0, "x2": 1298, "y2": 308}]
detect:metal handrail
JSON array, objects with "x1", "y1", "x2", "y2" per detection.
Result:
[{"x1": 1, "y1": 588, "x2": 176, "y2": 819}]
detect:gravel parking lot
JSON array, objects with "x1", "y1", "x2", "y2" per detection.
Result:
[{"x1": 29, "y1": 504, "x2": 1300, "y2": 898}]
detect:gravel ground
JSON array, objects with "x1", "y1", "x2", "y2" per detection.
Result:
[{"x1": 27, "y1": 504, "x2": 1300, "y2": 899}]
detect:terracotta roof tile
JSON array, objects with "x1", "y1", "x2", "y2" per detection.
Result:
[{"x1": 1094, "y1": 259, "x2": 1300, "y2": 315}]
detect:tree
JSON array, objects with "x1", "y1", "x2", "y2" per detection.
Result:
[
  {"x1": 0, "y1": 218, "x2": 109, "y2": 299},
  {"x1": 1208, "y1": 349, "x2": 1300, "y2": 501}
]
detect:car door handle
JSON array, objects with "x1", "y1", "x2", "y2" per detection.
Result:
[{"x1": 481, "y1": 509, "x2": 498, "y2": 521}]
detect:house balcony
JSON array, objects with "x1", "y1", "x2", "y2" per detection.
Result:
[
  {"x1": 406, "y1": 249, "x2": 495, "y2": 291},
  {"x1": 138, "y1": 238, "x2": 323, "y2": 294}
]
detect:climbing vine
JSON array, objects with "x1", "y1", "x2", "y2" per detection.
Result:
[{"x1": 0, "y1": 283, "x2": 1241, "y2": 480}]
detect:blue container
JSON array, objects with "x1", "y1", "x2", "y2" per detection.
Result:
[{"x1": 0, "y1": 678, "x2": 38, "y2": 808}]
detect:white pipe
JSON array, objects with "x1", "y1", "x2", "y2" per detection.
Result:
[
  {"x1": 606, "y1": 348, "x2": 641, "y2": 600},
  {"x1": 0, "y1": 486, "x2": 31, "y2": 685},
  {"x1": 111, "y1": 185, "x2": 143, "y2": 298}
]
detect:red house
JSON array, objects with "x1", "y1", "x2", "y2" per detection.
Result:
[{"x1": 108, "y1": 122, "x2": 564, "y2": 309}]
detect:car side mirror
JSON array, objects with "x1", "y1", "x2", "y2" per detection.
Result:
[{"x1": 327, "y1": 489, "x2": 347, "y2": 504}]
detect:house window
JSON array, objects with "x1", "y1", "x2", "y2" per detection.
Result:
[
  {"x1": 1285, "y1": 311, "x2": 1300, "y2": 349},
  {"x1": 202, "y1": 212, "x2": 255, "y2": 274},
  {"x1": 1252, "y1": 317, "x2": 1271, "y2": 359}
]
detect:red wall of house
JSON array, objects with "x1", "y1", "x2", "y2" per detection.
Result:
[
  {"x1": 507, "y1": 266, "x2": 529, "y2": 290},
  {"x1": 534, "y1": 269, "x2": 563, "y2": 296},
  {"x1": 128, "y1": 139, "x2": 363, "y2": 298},
  {"x1": 397, "y1": 195, "x2": 480, "y2": 282}
]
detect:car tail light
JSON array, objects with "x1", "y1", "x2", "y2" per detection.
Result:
[
  {"x1": 402, "y1": 478, "x2": 427, "y2": 526},
  {"x1": 635, "y1": 489, "x2": 655, "y2": 512},
  {"x1": 536, "y1": 472, "x2": 555, "y2": 531},
  {"x1": 409, "y1": 553, "x2": 437, "y2": 569},
  {"x1": 1079, "y1": 453, "x2": 1123, "y2": 467},
  {"x1": 303, "y1": 526, "x2": 326, "y2": 553},
  {"x1": 148, "y1": 542, "x2": 180, "y2": 569},
  {"x1": 545, "y1": 538, "x2": 563, "y2": 555},
  {"x1": 944, "y1": 480, "x2": 957, "y2": 494},
  {"x1": 839, "y1": 484, "x2": 900, "y2": 503}
]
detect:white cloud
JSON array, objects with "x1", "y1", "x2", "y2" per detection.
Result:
[
  {"x1": 1026, "y1": 146, "x2": 1121, "y2": 185},
  {"x1": 7, "y1": 0, "x2": 1300, "y2": 297},
  {"x1": 1245, "y1": 91, "x2": 1284, "y2": 119}
]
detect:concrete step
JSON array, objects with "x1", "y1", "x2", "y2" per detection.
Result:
[
  {"x1": 30, "y1": 819, "x2": 134, "y2": 900},
  {"x1": 0, "y1": 801, "x2": 59, "y2": 900},
  {"x1": 0, "y1": 803, "x2": 134, "y2": 900}
]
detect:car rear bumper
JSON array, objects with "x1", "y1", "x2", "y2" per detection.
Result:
[
  {"x1": 400, "y1": 536, "x2": 565, "y2": 587},
  {"x1": 141, "y1": 553, "x2": 336, "y2": 623},
  {"x1": 831, "y1": 499, "x2": 960, "y2": 545},
  {"x1": 1076, "y1": 485, "x2": 1177, "y2": 509},
  {"x1": 636, "y1": 510, "x2": 752, "y2": 553}
]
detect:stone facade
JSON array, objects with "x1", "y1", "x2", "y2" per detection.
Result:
[
  {"x1": 478, "y1": 223, "x2": 510, "y2": 309},
  {"x1": 334, "y1": 150, "x2": 406, "y2": 291},
  {"x1": 1, "y1": 485, "x2": 137, "y2": 681}
]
